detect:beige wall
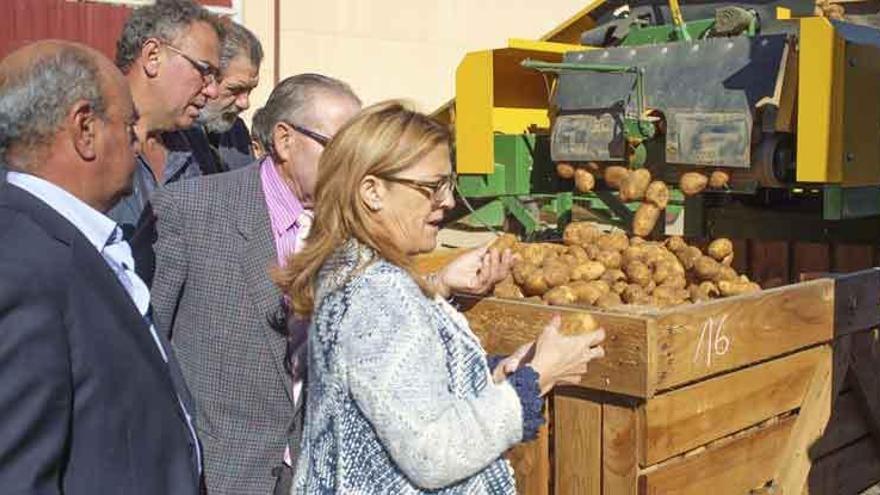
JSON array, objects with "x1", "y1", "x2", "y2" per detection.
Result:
[{"x1": 241, "y1": 0, "x2": 588, "y2": 122}]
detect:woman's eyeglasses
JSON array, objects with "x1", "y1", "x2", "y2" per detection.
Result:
[
  {"x1": 380, "y1": 174, "x2": 457, "y2": 204},
  {"x1": 164, "y1": 44, "x2": 221, "y2": 85}
]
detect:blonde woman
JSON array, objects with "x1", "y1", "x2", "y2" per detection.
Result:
[{"x1": 280, "y1": 101, "x2": 605, "y2": 494}]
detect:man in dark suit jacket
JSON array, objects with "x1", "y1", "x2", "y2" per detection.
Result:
[{"x1": 0, "y1": 41, "x2": 201, "y2": 495}]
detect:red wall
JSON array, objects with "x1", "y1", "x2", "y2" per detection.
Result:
[{"x1": 0, "y1": 0, "x2": 233, "y2": 60}]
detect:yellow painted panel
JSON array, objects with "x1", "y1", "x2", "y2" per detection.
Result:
[
  {"x1": 455, "y1": 51, "x2": 495, "y2": 174},
  {"x1": 776, "y1": 7, "x2": 792, "y2": 20},
  {"x1": 507, "y1": 38, "x2": 587, "y2": 54},
  {"x1": 492, "y1": 107, "x2": 550, "y2": 134},
  {"x1": 493, "y1": 48, "x2": 561, "y2": 109},
  {"x1": 796, "y1": 17, "x2": 844, "y2": 183}
]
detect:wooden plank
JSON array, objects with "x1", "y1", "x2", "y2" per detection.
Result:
[
  {"x1": 848, "y1": 330, "x2": 880, "y2": 452},
  {"x1": 554, "y1": 394, "x2": 602, "y2": 494},
  {"x1": 807, "y1": 436, "x2": 880, "y2": 494},
  {"x1": 832, "y1": 244, "x2": 875, "y2": 274},
  {"x1": 653, "y1": 279, "x2": 835, "y2": 391},
  {"x1": 508, "y1": 405, "x2": 551, "y2": 495},
  {"x1": 793, "y1": 243, "x2": 831, "y2": 281},
  {"x1": 833, "y1": 268, "x2": 880, "y2": 336},
  {"x1": 641, "y1": 347, "x2": 825, "y2": 466},
  {"x1": 749, "y1": 240, "x2": 790, "y2": 288},
  {"x1": 731, "y1": 238, "x2": 749, "y2": 275},
  {"x1": 812, "y1": 390, "x2": 870, "y2": 459},
  {"x1": 641, "y1": 416, "x2": 795, "y2": 494},
  {"x1": 775, "y1": 37, "x2": 799, "y2": 133},
  {"x1": 464, "y1": 297, "x2": 652, "y2": 397},
  {"x1": 603, "y1": 402, "x2": 639, "y2": 494},
  {"x1": 772, "y1": 345, "x2": 841, "y2": 493}
]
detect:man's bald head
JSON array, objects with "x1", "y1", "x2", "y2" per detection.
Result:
[
  {"x1": 0, "y1": 41, "x2": 139, "y2": 212},
  {"x1": 0, "y1": 40, "x2": 124, "y2": 169}
]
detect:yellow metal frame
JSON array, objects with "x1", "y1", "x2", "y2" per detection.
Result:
[
  {"x1": 455, "y1": 51, "x2": 494, "y2": 174},
  {"x1": 454, "y1": 39, "x2": 586, "y2": 174},
  {"x1": 796, "y1": 17, "x2": 845, "y2": 183}
]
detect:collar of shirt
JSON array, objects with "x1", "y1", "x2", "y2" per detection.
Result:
[
  {"x1": 157, "y1": 131, "x2": 201, "y2": 184},
  {"x1": 6, "y1": 171, "x2": 117, "y2": 253},
  {"x1": 259, "y1": 155, "x2": 307, "y2": 237}
]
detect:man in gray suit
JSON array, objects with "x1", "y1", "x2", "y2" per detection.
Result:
[{"x1": 151, "y1": 74, "x2": 362, "y2": 495}]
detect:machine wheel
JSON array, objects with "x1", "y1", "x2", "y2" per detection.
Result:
[{"x1": 753, "y1": 133, "x2": 795, "y2": 187}]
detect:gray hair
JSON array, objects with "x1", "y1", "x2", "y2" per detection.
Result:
[
  {"x1": 253, "y1": 73, "x2": 361, "y2": 158},
  {"x1": 0, "y1": 45, "x2": 106, "y2": 169},
  {"x1": 115, "y1": 0, "x2": 221, "y2": 73},
  {"x1": 250, "y1": 105, "x2": 270, "y2": 156},
  {"x1": 220, "y1": 20, "x2": 263, "y2": 72}
]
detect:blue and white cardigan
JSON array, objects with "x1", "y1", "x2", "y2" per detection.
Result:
[{"x1": 291, "y1": 241, "x2": 542, "y2": 494}]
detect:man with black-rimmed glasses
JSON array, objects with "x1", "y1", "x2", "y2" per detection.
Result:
[
  {"x1": 109, "y1": 0, "x2": 222, "y2": 234},
  {"x1": 149, "y1": 74, "x2": 362, "y2": 495}
]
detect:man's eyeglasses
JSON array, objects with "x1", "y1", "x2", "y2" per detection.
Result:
[
  {"x1": 380, "y1": 174, "x2": 457, "y2": 204},
  {"x1": 283, "y1": 121, "x2": 330, "y2": 147},
  {"x1": 164, "y1": 44, "x2": 220, "y2": 85}
]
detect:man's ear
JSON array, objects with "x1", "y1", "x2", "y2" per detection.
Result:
[
  {"x1": 70, "y1": 100, "x2": 98, "y2": 161},
  {"x1": 272, "y1": 122, "x2": 294, "y2": 163},
  {"x1": 360, "y1": 175, "x2": 385, "y2": 212},
  {"x1": 141, "y1": 38, "x2": 162, "y2": 78}
]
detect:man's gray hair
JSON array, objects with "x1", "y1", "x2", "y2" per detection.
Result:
[
  {"x1": 115, "y1": 0, "x2": 221, "y2": 73},
  {"x1": 250, "y1": 106, "x2": 270, "y2": 156},
  {"x1": 220, "y1": 20, "x2": 263, "y2": 72},
  {"x1": 252, "y1": 73, "x2": 361, "y2": 158},
  {"x1": 0, "y1": 45, "x2": 106, "y2": 169}
]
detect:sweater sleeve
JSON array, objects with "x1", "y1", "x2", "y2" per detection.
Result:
[
  {"x1": 507, "y1": 366, "x2": 544, "y2": 441},
  {"x1": 486, "y1": 355, "x2": 544, "y2": 441},
  {"x1": 341, "y1": 268, "x2": 523, "y2": 490}
]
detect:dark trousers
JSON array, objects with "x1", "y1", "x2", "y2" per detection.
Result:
[{"x1": 272, "y1": 464, "x2": 293, "y2": 495}]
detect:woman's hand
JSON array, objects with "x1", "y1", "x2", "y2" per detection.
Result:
[
  {"x1": 434, "y1": 245, "x2": 514, "y2": 297},
  {"x1": 491, "y1": 342, "x2": 535, "y2": 384},
  {"x1": 528, "y1": 315, "x2": 606, "y2": 395}
]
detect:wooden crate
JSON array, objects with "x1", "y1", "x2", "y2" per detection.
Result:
[{"x1": 457, "y1": 268, "x2": 880, "y2": 494}]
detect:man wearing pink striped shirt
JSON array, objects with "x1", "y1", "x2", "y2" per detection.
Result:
[
  {"x1": 150, "y1": 74, "x2": 361, "y2": 495},
  {"x1": 149, "y1": 74, "x2": 513, "y2": 495}
]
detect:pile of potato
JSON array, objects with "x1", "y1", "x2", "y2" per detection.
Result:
[
  {"x1": 491, "y1": 222, "x2": 760, "y2": 309},
  {"x1": 556, "y1": 163, "x2": 731, "y2": 237}
]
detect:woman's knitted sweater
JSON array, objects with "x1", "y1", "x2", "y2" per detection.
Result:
[{"x1": 291, "y1": 241, "x2": 538, "y2": 494}]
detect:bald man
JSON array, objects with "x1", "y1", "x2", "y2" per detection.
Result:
[{"x1": 0, "y1": 41, "x2": 201, "y2": 494}]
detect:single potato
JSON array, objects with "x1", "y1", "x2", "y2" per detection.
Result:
[
  {"x1": 604, "y1": 165, "x2": 630, "y2": 189},
  {"x1": 574, "y1": 168, "x2": 596, "y2": 193},
  {"x1": 571, "y1": 260, "x2": 606, "y2": 281},
  {"x1": 556, "y1": 162, "x2": 576, "y2": 179},
  {"x1": 680, "y1": 172, "x2": 709, "y2": 196},
  {"x1": 645, "y1": 180, "x2": 670, "y2": 209},
  {"x1": 620, "y1": 168, "x2": 652, "y2": 201},
  {"x1": 709, "y1": 170, "x2": 730, "y2": 189},
  {"x1": 633, "y1": 203, "x2": 661, "y2": 237}
]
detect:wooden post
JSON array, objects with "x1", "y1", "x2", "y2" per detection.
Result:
[
  {"x1": 508, "y1": 399, "x2": 552, "y2": 495},
  {"x1": 771, "y1": 342, "x2": 849, "y2": 493},
  {"x1": 554, "y1": 393, "x2": 602, "y2": 494},
  {"x1": 603, "y1": 402, "x2": 639, "y2": 494}
]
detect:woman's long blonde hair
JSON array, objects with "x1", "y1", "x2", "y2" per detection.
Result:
[{"x1": 277, "y1": 100, "x2": 451, "y2": 316}]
